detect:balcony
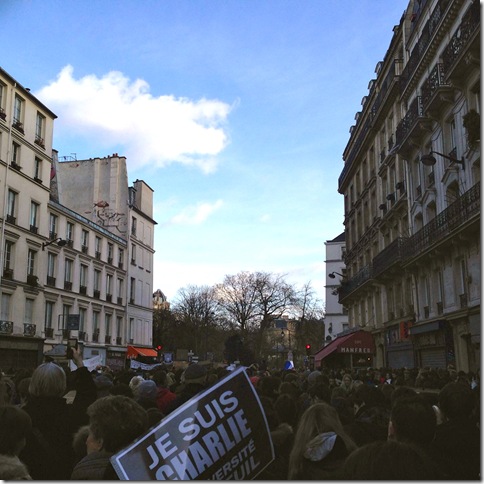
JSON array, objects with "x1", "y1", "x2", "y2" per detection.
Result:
[
  {"x1": 0, "y1": 108, "x2": 5, "y2": 121},
  {"x1": 27, "y1": 274, "x2": 38, "y2": 287},
  {"x1": 62, "y1": 329, "x2": 70, "y2": 339},
  {"x1": 0, "y1": 320, "x2": 14, "y2": 335},
  {"x1": 46, "y1": 276, "x2": 56, "y2": 286},
  {"x1": 372, "y1": 237, "x2": 407, "y2": 278},
  {"x1": 436, "y1": 301, "x2": 443, "y2": 315},
  {"x1": 402, "y1": 183, "x2": 480, "y2": 260},
  {"x1": 30, "y1": 225, "x2": 38, "y2": 234},
  {"x1": 131, "y1": 259, "x2": 136, "y2": 266},
  {"x1": 93, "y1": 289, "x2": 100, "y2": 299},
  {"x1": 79, "y1": 331, "x2": 86, "y2": 341},
  {"x1": 105, "y1": 335, "x2": 111, "y2": 344},
  {"x1": 421, "y1": 63, "x2": 454, "y2": 117},
  {"x1": 118, "y1": 261, "x2": 124, "y2": 269},
  {"x1": 459, "y1": 293, "x2": 468, "y2": 309},
  {"x1": 106, "y1": 294, "x2": 112, "y2": 303},
  {"x1": 23, "y1": 323, "x2": 36, "y2": 337},
  {"x1": 44, "y1": 327, "x2": 54, "y2": 338},
  {"x1": 95, "y1": 251, "x2": 101, "y2": 260},
  {"x1": 129, "y1": 298, "x2": 135, "y2": 305},
  {"x1": 6, "y1": 214, "x2": 16, "y2": 225},
  {"x1": 116, "y1": 336, "x2": 122, "y2": 345},
  {"x1": 34, "y1": 137, "x2": 45, "y2": 148},
  {"x1": 424, "y1": 306, "x2": 430, "y2": 319},
  {"x1": 10, "y1": 162, "x2": 22, "y2": 171},
  {"x1": 3, "y1": 268, "x2": 13, "y2": 280},
  {"x1": 108, "y1": 257, "x2": 113, "y2": 265},
  {"x1": 34, "y1": 176, "x2": 43, "y2": 184},
  {"x1": 117, "y1": 297, "x2": 123, "y2": 305},
  {"x1": 442, "y1": 0, "x2": 480, "y2": 82},
  {"x1": 395, "y1": 96, "x2": 432, "y2": 156},
  {"x1": 79, "y1": 285, "x2": 87, "y2": 295},
  {"x1": 338, "y1": 265, "x2": 373, "y2": 303},
  {"x1": 92, "y1": 333, "x2": 99, "y2": 343},
  {"x1": 66, "y1": 239, "x2": 74, "y2": 248},
  {"x1": 81, "y1": 245, "x2": 88, "y2": 254},
  {"x1": 12, "y1": 120, "x2": 24, "y2": 133},
  {"x1": 64, "y1": 280, "x2": 73, "y2": 291},
  {"x1": 49, "y1": 231, "x2": 57, "y2": 240}
]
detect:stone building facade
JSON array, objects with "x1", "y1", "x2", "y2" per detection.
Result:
[{"x1": 337, "y1": 0, "x2": 480, "y2": 372}]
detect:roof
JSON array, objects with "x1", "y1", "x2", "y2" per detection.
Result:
[{"x1": 328, "y1": 232, "x2": 345, "y2": 243}]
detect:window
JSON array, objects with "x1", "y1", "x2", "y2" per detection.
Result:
[
  {"x1": 130, "y1": 277, "x2": 135, "y2": 303},
  {"x1": 44, "y1": 301, "x2": 54, "y2": 329},
  {"x1": 47, "y1": 253, "x2": 56, "y2": 278},
  {"x1": 131, "y1": 244, "x2": 136, "y2": 264},
  {"x1": 131, "y1": 216, "x2": 137, "y2": 236},
  {"x1": 106, "y1": 274, "x2": 113, "y2": 296},
  {"x1": 27, "y1": 249, "x2": 36, "y2": 276},
  {"x1": 105, "y1": 314, "x2": 112, "y2": 337},
  {"x1": 62, "y1": 304, "x2": 70, "y2": 330},
  {"x1": 4, "y1": 240, "x2": 13, "y2": 270},
  {"x1": 81, "y1": 230, "x2": 89, "y2": 250},
  {"x1": 118, "y1": 278, "x2": 124, "y2": 299},
  {"x1": 49, "y1": 214, "x2": 57, "y2": 238},
  {"x1": 107, "y1": 243, "x2": 114, "y2": 262},
  {"x1": 0, "y1": 82, "x2": 5, "y2": 116},
  {"x1": 129, "y1": 318, "x2": 134, "y2": 342},
  {"x1": 79, "y1": 307, "x2": 86, "y2": 332},
  {"x1": 95, "y1": 236, "x2": 102, "y2": 258},
  {"x1": 118, "y1": 248, "x2": 124, "y2": 268},
  {"x1": 94, "y1": 270, "x2": 101, "y2": 292},
  {"x1": 35, "y1": 112, "x2": 45, "y2": 144},
  {"x1": 7, "y1": 190, "x2": 17, "y2": 221},
  {"x1": 64, "y1": 258, "x2": 73, "y2": 283},
  {"x1": 116, "y1": 316, "x2": 122, "y2": 338},
  {"x1": 30, "y1": 202, "x2": 39, "y2": 232},
  {"x1": 35, "y1": 157, "x2": 42, "y2": 181},
  {"x1": 93, "y1": 311, "x2": 100, "y2": 333},
  {"x1": 25, "y1": 299, "x2": 34, "y2": 324},
  {"x1": 80, "y1": 264, "x2": 88, "y2": 288},
  {"x1": 1, "y1": 294, "x2": 11, "y2": 320},
  {"x1": 66, "y1": 221, "x2": 74, "y2": 242},
  {"x1": 13, "y1": 95, "x2": 23, "y2": 125},
  {"x1": 11, "y1": 142, "x2": 20, "y2": 166}
]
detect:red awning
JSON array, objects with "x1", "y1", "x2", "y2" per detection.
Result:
[
  {"x1": 315, "y1": 330, "x2": 375, "y2": 365},
  {"x1": 126, "y1": 345, "x2": 158, "y2": 358}
]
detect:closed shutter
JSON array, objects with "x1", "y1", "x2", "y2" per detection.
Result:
[
  {"x1": 387, "y1": 349, "x2": 414, "y2": 369},
  {"x1": 420, "y1": 348, "x2": 446, "y2": 368}
]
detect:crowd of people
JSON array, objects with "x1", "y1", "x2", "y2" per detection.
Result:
[{"x1": 0, "y1": 355, "x2": 480, "y2": 480}]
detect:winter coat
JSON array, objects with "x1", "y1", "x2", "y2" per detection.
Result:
[
  {"x1": 70, "y1": 450, "x2": 118, "y2": 480},
  {"x1": 19, "y1": 366, "x2": 96, "y2": 480},
  {"x1": 155, "y1": 387, "x2": 177, "y2": 415}
]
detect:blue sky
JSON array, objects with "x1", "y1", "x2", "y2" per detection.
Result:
[{"x1": 2, "y1": 0, "x2": 408, "y2": 302}]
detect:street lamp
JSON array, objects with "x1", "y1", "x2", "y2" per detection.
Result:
[
  {"x1": 42, "y1": 237, "x2": 67, "y2": 250},
  {"x1": 420, "y1": 150, "x2": 465, "y2": 169},
  {"x1": 328, "y1": 271, "x2": 344, "y2": 279}
]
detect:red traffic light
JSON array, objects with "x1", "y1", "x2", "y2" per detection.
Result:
[
  {"x1": 156, "y1": 345, "x2": 162, "y2": 351},
  {"x1": 305, "y1": 344, "x2": 311, "y2": 349}
]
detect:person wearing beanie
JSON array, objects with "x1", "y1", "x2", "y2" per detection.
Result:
[
  {"x1": 129, "y1": 376, "x2": 145, "y2": 396},
  {"x1": 135, "y1": 380, "x2": 158, "y2": 410},
  {"x1": 164, "y1": 364, "x2": 208, "y2": 415},
  {"x1": 94, "y1": 374, "x2": 114, "y2": 399}
]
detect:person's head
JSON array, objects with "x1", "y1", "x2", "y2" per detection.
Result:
[
  {"x1": 86, "y1": 395, "x2": 149, "y2": 453},
  {"x1": 151, "y1": 369, "x2": 168, "y2": 387},
  {"x1": 182, "y1": 364, "x2": 208, "y2": 385},
  {"x1": 389, "y1": 395, "x2": 436, "y2": 445},
  {"x1": 342, "y1": 373, "x2": 353, "y2": 387},
  {"x1": 0, "y1": 405, "x2": 32, "y2": 456},
  {"x1": 72, "y1": 425, "x2": 90, "y2": 462},
  {"x1": 288, "y1": 402, "x2": 356, "y2": 479},
  {"x1": 343, "y1": 440, "x2": 442, "y2": 480},
  {"x1": 128, "y1": 375, "x2": 145, "y2": 394},
  {"x1": 274, "y1": 393, "x2": 297, "y2": 428},
  {"x1": 352, "y1": 382, "x2": 384, "y2": 412},
  {"x1": 390, "y1": 386, "x2": 417, "y2": 406},
  {"x1": 29, "y1": 362, "x2": 66, "y2": 398},
  {"x1": 438, "y1": 382, "x2": 475, "y2": 420}
]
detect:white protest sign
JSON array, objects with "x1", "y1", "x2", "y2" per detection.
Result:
[{"x1": 110, "y1": 366, "x2": 274, "y2": 480}]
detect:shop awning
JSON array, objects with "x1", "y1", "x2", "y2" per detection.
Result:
[
  {"x1": 315, "y1": 330, "x2": 375, "y2": 365},
  {"x1": 126, "y1": 345, "x2": 158, "y2": 358}
]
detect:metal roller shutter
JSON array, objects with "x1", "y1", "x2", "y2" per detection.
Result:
[{"x1": 420, "y1": 348, "x2": 446, "y2": 369}]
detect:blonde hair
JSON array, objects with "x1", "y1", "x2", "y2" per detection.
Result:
[
  {"x1": 288, "y1": 402, "x2": 356, "y2": 479},
  {"x1": 29, "y1": 363, "x2": 66, "y2": 398}
]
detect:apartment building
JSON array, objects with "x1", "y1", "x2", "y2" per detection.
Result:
[
  {"x1": 0, "y1": 68, "x2": 156, "y2": 370},
  {"x1": 324, "y1": 232, "x2": 349, "y2": 342},
  {"x1": 337, "y1": 0, "x2": 480, "y2": 372}
]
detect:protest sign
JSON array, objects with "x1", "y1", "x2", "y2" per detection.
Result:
[{"x1": 111, "y1": 366, "x2": 274, "y2": 480}]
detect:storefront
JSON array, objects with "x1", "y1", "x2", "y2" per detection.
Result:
[
  {"x1": 385, "y1": 321, "x2": 415, "y2": 368},
  {"x1": 314, "y1": 329, "x2": 375, "y2": 370},
  {"x1": 409, "y1": 320, "x2": 455, "y2": 369},
  {"x1": 0, "y1": 334, "x2": 45, "y2": 372},
  {"x1": 126, "y1": 345, "x2": 158, "y2": 369}
]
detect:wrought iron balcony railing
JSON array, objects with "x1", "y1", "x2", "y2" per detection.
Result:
[
  {"x1": 23, "y1": 323, "x2": 36, "y2": 337},
  {"x1": 0, "y1": 320, "x2": 14, "y2": 334}
]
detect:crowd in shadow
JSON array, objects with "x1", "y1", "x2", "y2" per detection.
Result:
[{"x1": 0, "y1": 355, "x2": 480, "y2": 480}]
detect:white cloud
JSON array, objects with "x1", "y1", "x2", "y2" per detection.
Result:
[
  {"x1": 36, "y1": 65, "x2": 232, "y2": 173},
  {"x1": 169, "y1": 200, "x2": 224, "y2": 225}
]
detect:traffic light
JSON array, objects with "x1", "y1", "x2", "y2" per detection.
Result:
[
  {"x1": 305, "y1": 344, "x2": 311, "y2": 356},
  {"x1": 156, "y1": 345, "x2": 163, "y2": 351}
]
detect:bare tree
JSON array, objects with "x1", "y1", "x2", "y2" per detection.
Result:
[{"x1": 214, "y1": 272, "x2": 260, "y2": 334}]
